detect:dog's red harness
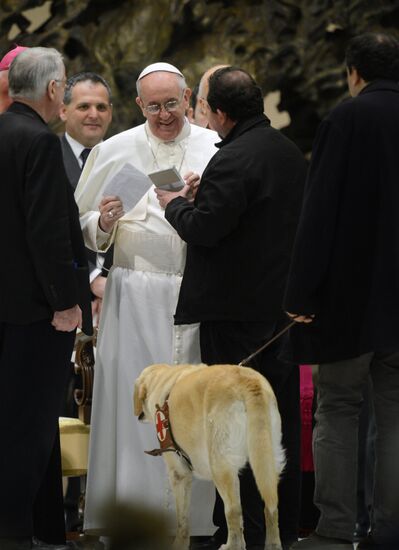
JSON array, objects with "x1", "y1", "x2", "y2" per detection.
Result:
[{"x1": 144, "y1": 398, "x2": 193, "y2": 470}]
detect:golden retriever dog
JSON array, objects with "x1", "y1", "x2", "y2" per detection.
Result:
[{"x1": 134, "y1": 363, "x2": 285, "y2": 550}]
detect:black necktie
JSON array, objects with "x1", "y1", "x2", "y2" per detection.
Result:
[{"x1": 80, "y1": 148, "x2": 91, "y2": 169}]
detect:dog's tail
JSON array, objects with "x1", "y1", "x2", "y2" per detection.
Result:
[{"x1": 244, "y1": 376, "x2": 285, "y2": 514}]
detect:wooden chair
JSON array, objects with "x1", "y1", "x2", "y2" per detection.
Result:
[{"x1": 59, "y1": 330, "x2": 96, "y2": 538}]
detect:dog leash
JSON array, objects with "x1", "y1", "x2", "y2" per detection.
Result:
[
  {"x1": 145, "y1": 319, "x2": 298, "y2": 468},
  {"x1": 238, "y1": 319, "x2": 297, "y2": 367}
]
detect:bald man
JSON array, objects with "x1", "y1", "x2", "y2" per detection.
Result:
[{"x1": 194, "y1": 64, "x2": 230, "y2": 127}]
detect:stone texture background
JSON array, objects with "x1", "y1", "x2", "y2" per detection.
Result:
[{"x1": 1, "y1": 0, "x2": 399, "y2": 152}]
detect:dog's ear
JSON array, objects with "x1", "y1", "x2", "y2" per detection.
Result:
[{"x1": 133, "y1": 379, "x2": 147, "y2": 416}]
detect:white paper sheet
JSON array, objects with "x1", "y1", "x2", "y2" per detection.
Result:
[{"x1": 102, "y1": 163, "x2": 153, "y2": 212}]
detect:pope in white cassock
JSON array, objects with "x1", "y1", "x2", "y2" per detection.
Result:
[{"x1": 75, "y1": 62, "x2": 218, "y2": 534}]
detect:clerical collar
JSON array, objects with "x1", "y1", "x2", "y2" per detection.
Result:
[{"x1": 144, "y1": 119, "x2": 190, "y2": 172}]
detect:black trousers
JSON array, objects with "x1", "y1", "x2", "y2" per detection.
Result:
[
  {"x1": 0, "y1": 320, "x2": 75, "y2": 543},
  {"x1": 200, "y1": 320, "x2": 301, "y2": 547}
]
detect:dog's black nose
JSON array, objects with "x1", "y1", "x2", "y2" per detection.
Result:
[{"x1": 138, "y1": 412, "x2": 145, "y2": 421}]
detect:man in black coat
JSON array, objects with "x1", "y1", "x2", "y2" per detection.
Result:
[
  {"x1": 284, "y1": 33, "x2": 399, "y2": 550},
  {"x1": 0, "y1": 47, "x2": 92, "y2": 550},
  {"x1": 157, "y1": 67, "x2": 307, "y2": 550},
  {"x1": 59, "y1": 71, "x2": 113, "y2": 532}
]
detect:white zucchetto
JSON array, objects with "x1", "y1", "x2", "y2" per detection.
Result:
[{"x1": 137, "y1": 62, "x2": 183, "y2": 82}]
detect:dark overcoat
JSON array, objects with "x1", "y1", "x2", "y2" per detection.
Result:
[
  {"x1": 166, "y1": 114, "x2": 307, "y2": 324},
  {"x1": 0, "y1": 100, "x2": 93, "y2": 541},
  {"x1": 1, "y1": 102, "x2": 92, "y2": 335},
  {"x1": 283, "y1": 80, "x2": 399, "y2": 363}
]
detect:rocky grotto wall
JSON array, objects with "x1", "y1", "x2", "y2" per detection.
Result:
[{"x1": 1, "y1": 0, "x2": 399, "y2": 153}]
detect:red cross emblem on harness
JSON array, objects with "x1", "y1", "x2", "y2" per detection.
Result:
[{"x1": 155, "y1": 409, "x2": 167, "y2": 442}]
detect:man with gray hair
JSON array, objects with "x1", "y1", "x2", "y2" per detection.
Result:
[
  {"x1": 75, "y1": 62, "x2": 218, "y2": 538},
  {"x1": 0, "y1": 47, "x2": 92, "y2": 550}
]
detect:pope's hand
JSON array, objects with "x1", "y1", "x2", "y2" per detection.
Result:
[{"x1": 98, "y1": 195, "x2": 124, "y2": 233}]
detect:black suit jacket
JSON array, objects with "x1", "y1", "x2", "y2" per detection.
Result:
[
  {"x1": 60, "y1": 134, "x2": 82, "y2": 190},
  {"x1": 1, "y1": 102, "x2": 92, "y2": 335},
  {"x1": 283, "y1": 80, "x2": 399, "y2": 363},
  {"x1": 60, "y1": 134, "x2": 113, "y2": 277},
  {"x1": 166, "y1": 114, "x2": 306, "y2": 324}
]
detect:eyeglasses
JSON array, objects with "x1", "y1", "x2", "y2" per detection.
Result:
[{"x1": 143, "y1": 91, "x2": 185, "y2": 115}]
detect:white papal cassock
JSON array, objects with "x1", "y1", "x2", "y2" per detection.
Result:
[{"x1": 75, "y1": 119, "x2": 218, "y2": 534}]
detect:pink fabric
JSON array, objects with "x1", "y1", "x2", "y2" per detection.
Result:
[
  {"x1": 0, "y1": 45, "x2": 28, "y2": 71},
  {"x1": 300, "y1": 364, "x2": 314, "y2": 471}
]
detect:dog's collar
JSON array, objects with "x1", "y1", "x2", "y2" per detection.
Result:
[{"x1": 144, "y1": 398, "x2": 193, "y2": 470}]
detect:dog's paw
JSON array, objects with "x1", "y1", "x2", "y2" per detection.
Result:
[{"x1": 265, "y1": 544, "x2": 282, "y2": 550}]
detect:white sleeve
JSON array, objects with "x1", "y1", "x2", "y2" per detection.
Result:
[{"x1": 80, "y1": 210, "x2": 117, "y2": 252}]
